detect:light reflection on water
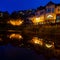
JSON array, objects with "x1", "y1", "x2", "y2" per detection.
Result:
[
  {"x1": 0, "y1": 32, "x2": 58, "y2": 49},
  {"x1": 9, "y1": 33, "x2": 23, "y2": 40},
  {"x1": 45, "y1": 41, "x2": 54, "y2": 49},
  {"x1": 0, "y1": 30, "x2": 60, "y2": 58},
  {"x1": 29, "y1": 37, "x2": 43, "y2": 46},
  {"x1": 7, "y1": 30, "x2": 21, "y2": 33},
  {"x1": 0, "y1": 38, "x2": 2, "y2": 42},
  {"x1": 28, "y1": 37, "x2": 55, "y2": 49}
]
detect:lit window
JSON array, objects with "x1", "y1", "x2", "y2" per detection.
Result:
[{"x1": 47, "y1": 15, "x2": 53, "y2": 18}]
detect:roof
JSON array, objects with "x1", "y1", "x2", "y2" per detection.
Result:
[
  {"x1": 37, "y1": 6, "x2": 45, "y2": 10},
  {"x1": 46, "y1": 1, "x2": 55, "y2": 6}
]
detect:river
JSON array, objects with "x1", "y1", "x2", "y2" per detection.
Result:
[{"x1": 0, "y1": 30, "x2": 59, "y2": 60}]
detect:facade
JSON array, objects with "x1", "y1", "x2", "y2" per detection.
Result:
[
  {"x1": 0, "y1": 1, "x2": 60, "y2": 25},
  {"x1": 56, "y1": 4, "x2": 60, "y2": 22},
  {"x1": 45, "y1": 1, "x2": 56, "y2": 23},
  {"x1": 29, "y1": 1, "x2": 60, "y2": 24}
]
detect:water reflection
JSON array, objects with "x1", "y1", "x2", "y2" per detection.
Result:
[
  {"x1": 45, "y1": 41, "x2": 54, "y2": 49},
  {"x1": 0, "y1": 30, "x2": 60, "y2": 58},
  {"x1": 30, "y1": 37, "x2": 43, "y2": 46},
  {"x1": 8, "y1": 30, "x2": 21, "y2": 33},
  {"x1": 0, "y1": 34, "x2": 3, "y2": 42},
  {"x1": 0, "y1": 38, "x2": 2, "y2": 42},
  {"x1": 8, "y1": 33, "x2": 23, "y2": 40}
]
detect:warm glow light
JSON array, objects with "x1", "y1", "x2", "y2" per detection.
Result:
[
  {"x1": 45, "y1": 44, "x2": 53, "y2": 48},
  {"x1": 35, "y1": 17, "x2": 40, "y2": 22},
  {"x1": 30, "y1": 16, "x2": 44, "y2": 25},
  {"x1": 7, "y1": 19, "x2": 23, "y2": 26},
  {"x1": 33, "y1": 17, "x2": 40, "y2": 24},
  {"x1": 31, "y1": 37, "x2": 43, "y2": 46},
  {"x1": 45, "y1": 42, "x2": 54, "y2": 48},
  {"x1": 0, "y1": 38, "x2": 2, "y2": 41},
  {"x1": 9, "y1": 33, "x2": 23, "y2": 40},
  {"x1": 47, "y1": 15, "x2": 53, "y2": 18}
]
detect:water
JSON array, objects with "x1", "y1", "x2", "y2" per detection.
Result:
[
  {"x1": 0, "y1": 44, "x2": 58, "y2": 60},
  {"x1": 0, "y1": 30, "x2": 59, "y2": 60}
]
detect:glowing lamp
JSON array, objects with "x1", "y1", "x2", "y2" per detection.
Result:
[{"x1": 7, "y1": 19, "x2": 23, "y2": 26}]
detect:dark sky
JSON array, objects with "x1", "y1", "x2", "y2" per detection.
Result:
[{"x1": 0, "y1": 0, "x2": 60, "y2": 13}]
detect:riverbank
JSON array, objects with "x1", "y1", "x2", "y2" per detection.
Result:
[{"x1": 23, "y1": 24, "x2": 60, "y2": 38}]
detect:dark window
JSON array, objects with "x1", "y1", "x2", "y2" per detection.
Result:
[
  {"x1": 57, "y1": 16, "x2": 60, "y2": 19},
  {"x1": 46, "y1": 8, "x2": 51, "y2": 13},
  {"x1": 51, "y1": 8, "x2": 54, "y2": 13}
]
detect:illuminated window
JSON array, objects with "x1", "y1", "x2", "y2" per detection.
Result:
[{"x1": 47, "y1": 15, "x2": 53, "y2": 18}]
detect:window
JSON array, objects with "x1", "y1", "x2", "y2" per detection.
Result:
[
  {"x1": 56, "y1": 16, "x2": 60, "y2": 22},
  {"x1": 58, "y1": 8, "x2": 60, "y2": 11},
  {"x1": 47, "y1": 15, "x2": 53, "y2": 18},
  {"x1": 57, "y1": 16, "x2": 60, "y2": 19},
  {"x1": 46, "y1": 8, "x2": 51, "y2": 13},
  {"x1": 46, "y1": 8, "x2": 54, "y2": 13},
  {"x1": 51, "y1": 8, "x2": 54, "y2": 13}
]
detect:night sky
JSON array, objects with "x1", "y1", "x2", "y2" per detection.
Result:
[{"x1": 0, "y1": 0, "x2": 60, "y2": 13}]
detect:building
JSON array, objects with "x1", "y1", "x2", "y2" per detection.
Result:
[
  {"x1": 45, "y1": 1, "x2": 56, "y2": 23},
  {"x1": 56, "y1": 4, "x2": 60, "y2": 23},
  {"x1": 29, "y1": 1, "x2": 60, "y2": 24}
]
